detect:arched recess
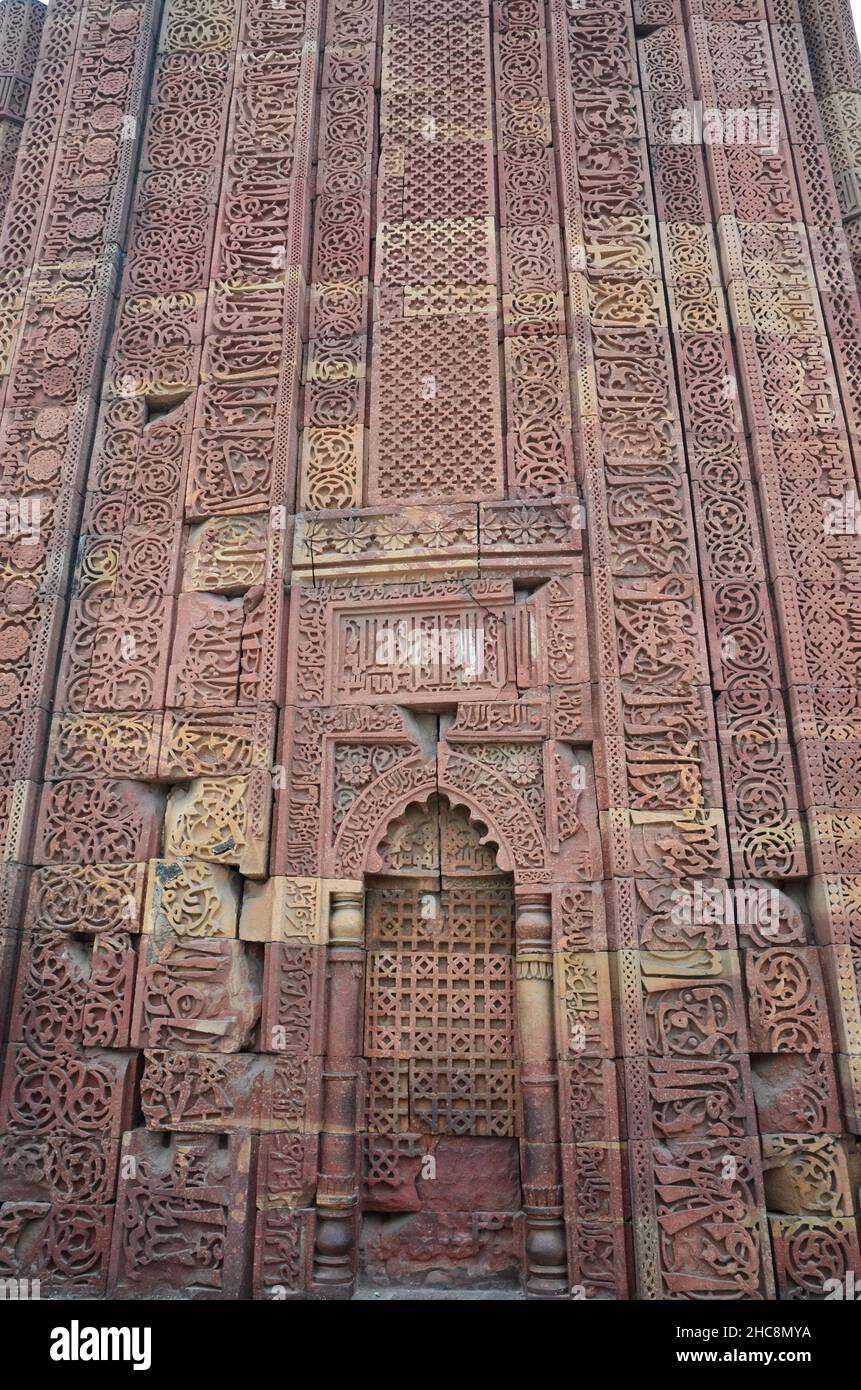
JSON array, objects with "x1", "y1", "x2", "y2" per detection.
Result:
[
  {"x1": 314, "y1": 777, "x2": 568, "y2": 1300},
  {"x1": 330, "y1": 748, "x2": 550, "y2": 882},
  {"x1": 360, "y1": 793, "x2": 523, "y2": 1291}
]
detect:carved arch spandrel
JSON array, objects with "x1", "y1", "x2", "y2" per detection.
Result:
[{"x1": 329, "y1": 747, "x2": 551, "y2": 882}]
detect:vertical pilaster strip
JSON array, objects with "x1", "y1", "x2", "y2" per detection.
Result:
[
  {"x1": 781, "y1": 0, "x2": 861, "y2": 497},
  {"x1": 642, "y1": 16, "x2": 808, "y2": 891},
  {"x1": 495, "y1": 0, "x2": 577, "y2": 500},
  {"x1": 798, "y1": 0, "x2": 861, "y2": 275},
  {"x1": 685, "y1": 0, "x2": 861, "y2": 1294},
  {"x1": 0, "y1": 0, "x2": 162, "y2": 1294},
  {"x1": 365, "y1": 0, "x2": 504, "y2": 505},
  {"x1": 112, "y1": 0, "x2": 322, "y2": 1299},
  {"x1": 644, "y1": 4, "x2": 798, "y2": 1304},
  {"x1": 550, "y1": 0, "x2": 776, "y2": 1300},
  {"x1": 187, "y1": 0, "x2": 321, "y2": 522},
  {"x1": 0, "y1": 0, "x2": 82, "y2": 391},
  {"x1": 0, "y1": 0, "x2": 45, "y2": 229},
  {"x1": 1, "y1": 0, "x2": 161, "y2": 893},
  {"x1": 298, "y1": 0, "x2": 380, "y2": 511}
]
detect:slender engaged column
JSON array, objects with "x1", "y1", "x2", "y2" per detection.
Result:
[
  {"x1": 313, "y1": 885, "x2": 365, "y2": 1296},
  {"x1": 515, "y1": 892, "x2": 568, "y2": 1298}
]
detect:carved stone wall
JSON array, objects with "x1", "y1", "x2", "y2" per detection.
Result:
[
  {"x1": 0, "y1": 0, "x2": 860, "y2": 1302},
  {"x1": 0, "y1": 0, "x2": 43, "y2": 227}
]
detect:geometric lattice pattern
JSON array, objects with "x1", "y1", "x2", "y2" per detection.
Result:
[{"x1": 364, "y1": 881, "x2": 516, "y2": 1133}]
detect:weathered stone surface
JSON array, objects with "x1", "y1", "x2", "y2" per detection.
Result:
[
  {"x1": 0, "y1": 0, "x2": 861, "y2": 1305},
  {"x1": 108, "y1": 1129, "x2": 257, "y2": 1299}
]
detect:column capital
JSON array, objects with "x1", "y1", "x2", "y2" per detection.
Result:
[
  {"x1": 515, "y1": 891, "x2": 553, "y2": 952},
  {"x1": 328, "y1": 886, "x2": 364, "y2": 948}
]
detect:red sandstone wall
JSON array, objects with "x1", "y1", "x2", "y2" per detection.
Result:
[{"x1": 0, "y1": 0, "x2": 860, "y2": 1302}]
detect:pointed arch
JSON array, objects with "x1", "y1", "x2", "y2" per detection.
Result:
[{"x1": 331, "y1": 748, "x2": 550, "y2": 880}]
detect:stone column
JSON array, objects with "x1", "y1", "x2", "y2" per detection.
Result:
[
  {"x1": 313, "y1": 884, "x2": 365, "y2": 1297},
  {"x1": 515, "y1": 891, "x2": 568, "y2": 1298}
]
